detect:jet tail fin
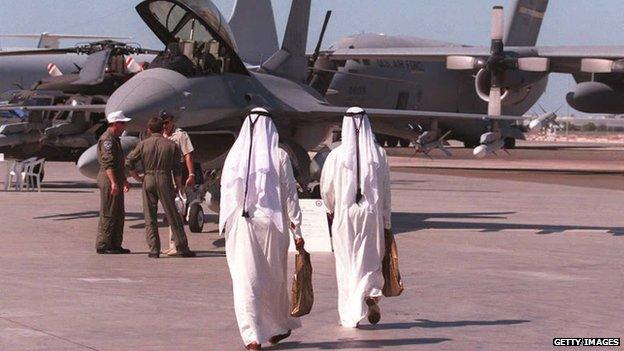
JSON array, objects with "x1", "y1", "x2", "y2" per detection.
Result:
[
  {"x1": 504, "y1": 0, "x2": 549, "y2": 46},
  {"x1": 228, "y1": 0, "x2": 279, "y2": 66},
  {"x1": 262, "y1": 0, "x2": 311, "y2": 83}
]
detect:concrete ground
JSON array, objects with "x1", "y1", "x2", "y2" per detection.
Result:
[{"x1": 0, "y1": 145, "x2": 623, "y2": 350}]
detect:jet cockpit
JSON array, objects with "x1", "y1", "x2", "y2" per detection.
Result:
[{"x1": 137, "y1": 0, "x2": 247, "y2": 77}]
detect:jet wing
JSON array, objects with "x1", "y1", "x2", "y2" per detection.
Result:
[
  {"x1": 325, "y1": 46, "x2": 624, "y2": 74},
  {"x1": 326, "y1": 46, "x2": 490, "y2": 62},
  {"x1": 303, "y1": 105, "x2": 526, "y2": 122}
]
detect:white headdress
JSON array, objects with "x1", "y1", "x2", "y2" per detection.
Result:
[
  {"x1": 340, "y1": 107, "x2": 381, "y2": 208},
  {"x1": 219, "y1": 108, "x2": 283, "y2": 233}
]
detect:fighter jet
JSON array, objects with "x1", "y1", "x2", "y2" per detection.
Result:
[{"x1": 69, "y1": 0, "x2": 538, "y2": 211}]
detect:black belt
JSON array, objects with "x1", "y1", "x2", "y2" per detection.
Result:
[{"x1": 352, "y1": 116, "x2": 363, "y2": 204}]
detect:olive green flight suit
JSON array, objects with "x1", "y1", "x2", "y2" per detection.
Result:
[
  {"x1": 96, "y1": 129, "x2": 126, "y2": 251},
  {"x1": 126, "y1": 133, "x2": 190, "y2": 254}
]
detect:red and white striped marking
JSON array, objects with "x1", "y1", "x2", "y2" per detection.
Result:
[
  {"x1": 125, "y1": 56, "x2": 143, "y2": 74},
  {"x1": 47, "y1": 63, "x2": 62, "y2": 77}
]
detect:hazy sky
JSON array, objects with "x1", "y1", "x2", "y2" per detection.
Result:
[{"x1": 2, "y1": 0, "x2": 624, "y2": 115}]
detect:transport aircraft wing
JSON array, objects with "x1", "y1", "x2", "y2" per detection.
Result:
[{"x1": 324, "y1": 45, "x2": 624, "y2": 75}]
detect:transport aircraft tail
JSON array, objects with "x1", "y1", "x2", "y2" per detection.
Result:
[{"x1": 504, "y1": 0, "x2": 549, "y2": 46}]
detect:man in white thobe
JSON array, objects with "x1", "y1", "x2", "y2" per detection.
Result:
[
  {"x1": 321, "y1": 107, "x2": 392, "y2": 328},
  {"x1": 220, "y1": 107, "x2": 305, "y2": 350}
]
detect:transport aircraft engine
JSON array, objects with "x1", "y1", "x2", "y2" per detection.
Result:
[
  {"x1": 566, "y1": 81, "x2": 624, "y2": 114},
  {"x1": 474, "y1": 68, "x2": 509, "y2": 103}
]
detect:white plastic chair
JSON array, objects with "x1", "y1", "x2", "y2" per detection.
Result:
[
  {"x1": 21, "y1": 158, "x2": 45, "y2": 192},
  {"x1": 4, "y1": 160, "x2": 21, "y2": 191},
  {"x1": 4, "y1": 157, "x2": 35, "y2": 191}
]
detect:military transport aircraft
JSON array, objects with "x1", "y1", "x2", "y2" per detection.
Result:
[{"x1": 315, "y1": 0, "x2": 624, "y2": 139}]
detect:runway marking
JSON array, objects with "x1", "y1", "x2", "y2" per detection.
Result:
[
  {"x1": 0, "y1": 309, "x2": 42, "y2": 318},
  {"x1": 78, "y1": 278, "x2": 141, "y2": 283},
  {"x1": 1, "y1": 327, "x2": 48, "y2": 338},
  {"x1": 0, "y1": 316, "x2": 101, "y2": 351},
  {"x1": 508, "y1": 270, "x2": 583, "y2": 281}
]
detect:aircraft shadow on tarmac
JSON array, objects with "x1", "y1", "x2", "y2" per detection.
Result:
[
  {"x1": 392, "y1": 212, "x2": 624, "y2": 236},
  {"x1": 41, "y1": 181, "x2": 97, "y2": 194},
  {"x1": 33, "y1": 211, "x2": 143, "y2": 221},
  {"x1": 393, "y1": 187, "x2": 500, "y2": 194},
  {"x1": 213, "y1": 238, "x2": 225, "y2": 247},
  {"x1": 33, "y1": 211, "x2": 624, "y2": 236},
  {"x1": 277, "y1": 337, "x2": 451, "y2": 349},
  {"x1": 32, "y1": 211, "x2": 221, "y2": 233},
  {"x1": 357, "y1": 318, "x2": 530, "y2": 331},
  {"x1": 41, "y1": 181, "x2": 97, "y2": 189},
  {"x1": 1, "y1": 181, "x2": 96, "y2": 193}
]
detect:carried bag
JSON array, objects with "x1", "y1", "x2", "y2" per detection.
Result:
[
  {"x1": 382, "y1": 229, "x2": 404, "y2": 297},
  {"x1": 290, "y1": 248, "x2": 314, "y2": 317}
]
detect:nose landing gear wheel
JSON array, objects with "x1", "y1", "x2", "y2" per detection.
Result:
[{"x1": 188, "y1": 203, "x2": 204, "y2": 233}]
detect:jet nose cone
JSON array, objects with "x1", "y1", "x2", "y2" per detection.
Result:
[
  {"x1": 106, "y1": 68, "x2": 188, "y2": 133},
  {"x1": 76, "y1": 136, "x2": 140, "y2": 179}
]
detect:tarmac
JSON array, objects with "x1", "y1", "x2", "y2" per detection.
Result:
[{"x1": 0, "y1": 142, "x2": 623, "y2": 350}]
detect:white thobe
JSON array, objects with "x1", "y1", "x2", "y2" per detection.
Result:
[
  {"x1": 321, "y1": 144, "x2": 392, "y2": 327},
  {"x1": 224, "y1": 148, "x2": 303, "y2": 345}
]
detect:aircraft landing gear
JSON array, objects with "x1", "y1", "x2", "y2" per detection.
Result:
[
  {"x1": 181, "y1": 164, "x2": 208, "y2": 233},
  {"x1": 374, "y1": 133, "x2": 387, "y2": 146},
  {"x1": 188, "y1": 202, "x2": 204, "y2": 233},
  {"x1": 386, "y1": 137, "x2": 399, "y2": 148},
  {"x1": 398, "y1": 138, "x2": 411, "y2": 147}
]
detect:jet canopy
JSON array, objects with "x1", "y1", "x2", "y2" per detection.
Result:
[{"x1": 137, "y1": 0, "x2": 247, "y2": 76}]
